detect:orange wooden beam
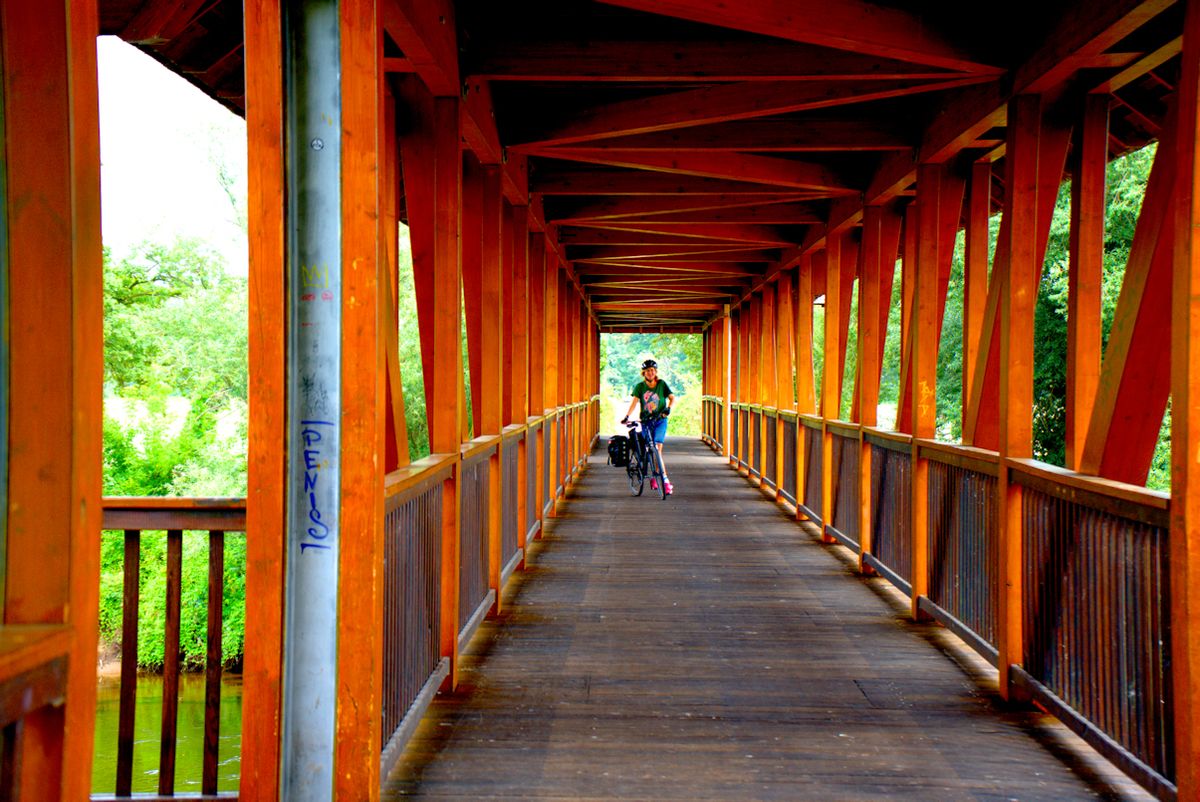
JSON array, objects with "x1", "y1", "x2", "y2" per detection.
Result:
[
  {"x1": 242, "y1": 0, "x2": 286, "y2": 795},
  {"x1": 962, "y1": 161, "x2": 991, "y2": 436},
  {"x1": 1065, "y1": 96, "x2": 1108, "y2": 470},
  {"x1": 1171, "y1": 3, "x2": 1200, "y2": 794},
  {"x1": 518, "y1": 77, "x2": 985, "y2": 149},
  {"x1": 334, "y1": 1, "x2": 385, "y2": 792},
  {"x1": 473, "y1": 38, "x2": 969, "y2": 82},
  {"x1": 997, "y1": 95, "x2": 1044, "y2": 700},
  {"x1": 533, "y1": 168, "x2": 817, "y2": 196},
  {"x1": 569, "y1": 119, "x2": 912, "y2": 152},
  {"x1": 380, "y1": 0, "x2": 459, "y2": 97},
  {"x1": 528, "y1": 148, "x2": 855, "y2": 193},
  {"x1": 1079, "y1": 112, "x2": 1176, "y2": 483},
  {"x1": 548, "y1": 194, "x2": 807, "y2": 222},
  {"x1": 1, "y1": 0, "x2": 103, "y2": 795},
  {"x1": 595, "y1": 0, "x2": 1001, "y2": 74}
]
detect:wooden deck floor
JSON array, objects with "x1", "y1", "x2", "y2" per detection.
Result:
[{"x1": 385, "y1": 438, "x2": 1149, "y2": 801}]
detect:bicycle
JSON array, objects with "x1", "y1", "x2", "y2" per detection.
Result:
[{"x1": 622, "y1": 410, "x2": 668, "y2": 500}]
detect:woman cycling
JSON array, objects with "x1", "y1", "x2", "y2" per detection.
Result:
[{"x1": 622, "y1": 359, "x2": 675, "y2": 495}]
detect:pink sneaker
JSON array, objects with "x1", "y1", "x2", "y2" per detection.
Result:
[
  {"x1": 664, "y1": 480, "x2": 674, "y2": 495},
  {"x1": 650, "y1": 478, "x2": 658, "y2": 489}
]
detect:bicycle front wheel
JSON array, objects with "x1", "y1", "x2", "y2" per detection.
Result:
[
  {"x1": 627, "y1": 462, "x2": 644, "y2": 496},
  {"x1": 648, "y1": 446, "x2": 667, "y2": 500}
]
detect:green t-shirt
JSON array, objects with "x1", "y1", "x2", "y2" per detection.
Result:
[{"x1": 632, "y1": 379, "x2": 672, "y2": 420}]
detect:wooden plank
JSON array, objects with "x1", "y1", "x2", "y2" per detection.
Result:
[
  {"x1": 796, "y1": 257, "x2": 816, "y2": 415},
  {"x1": 334, "y1": 2, "x2": 385, "y2": 794},
  {"x1": 1066, "y1": 96, "x2": 1108, "y2": 471},
  {"x1": 1172, "y1": 7, "x2": 1200, "y2": 795},
  {"x1": 518, "y1": 77, "x2": 985, "y2": 149},
  {"x1": 594, "y1": 0, "x2": 1001, "y2": 73},
  {"x1": 241, "y1": 0, "x2": 286, "y2": 795}
]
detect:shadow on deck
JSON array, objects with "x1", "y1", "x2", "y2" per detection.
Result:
[{"x1": 384, "y1": 438, "x2": 1149, "y2": 801}]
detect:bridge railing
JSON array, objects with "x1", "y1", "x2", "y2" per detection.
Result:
[
  {"x1": 94, "y1": 497, "x2": 246, "y2": 800},
  {"x1": 705, "y1": 405, "x2": 1175, "y2": 799}
]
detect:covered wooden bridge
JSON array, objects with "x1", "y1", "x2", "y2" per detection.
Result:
[{"x1": 0, "y1": 0, "x2": 1198, "y2": 800}]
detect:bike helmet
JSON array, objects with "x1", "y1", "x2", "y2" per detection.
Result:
[{"x1": 641, "y1": 359, "x2": 658, "y2": 370}]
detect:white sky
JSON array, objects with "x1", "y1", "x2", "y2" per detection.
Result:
[{"x1": 97, "y1": 36, "x2": 248, "y2": 273}]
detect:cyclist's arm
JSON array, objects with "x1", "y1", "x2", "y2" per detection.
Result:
[
  {"x1": 623, "y1": 395, "x2": 639, "y2": 420},
  {"x1": 666, "y1": 392, "x2": 676, "y2": 412}
]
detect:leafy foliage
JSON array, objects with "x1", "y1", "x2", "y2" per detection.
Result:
[
  {"x1": 101, "y1": 238, "x2": 248, "y2": 669},
  {"x1": 600, "y1": 332, "x2": 702, "y2": 435}
]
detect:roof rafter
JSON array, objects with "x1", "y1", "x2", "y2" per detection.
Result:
[
  {"x1": 516, "y1": 77, "x2": 989, "y2": 149},
  {"x1": 595, "y1": 0, "x2": 1003, "y2": 74},
  {"x1": 469, "y1": 39, "x2": 959, "y2": 82},
  {"x1": 527, "y1": 148, "x2": 855, "y2": 193}
]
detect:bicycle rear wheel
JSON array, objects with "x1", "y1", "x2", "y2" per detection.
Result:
[{"x1": 648, "y1": 446, "x2": 667, "y2": 500}]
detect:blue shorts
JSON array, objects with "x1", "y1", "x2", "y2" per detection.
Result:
[{"x1": 643, "y1": 417, "x2": 668, "y2": 444}]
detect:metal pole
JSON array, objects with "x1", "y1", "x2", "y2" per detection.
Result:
[{"x1": 281, "y1": 1, "x2": 341, "y2": 797}]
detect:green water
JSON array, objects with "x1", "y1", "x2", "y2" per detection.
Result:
[{"x1": 92, "y1": 672, "x2": 242, "y2": 794}]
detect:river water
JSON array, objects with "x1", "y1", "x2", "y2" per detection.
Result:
[{"x1": 92, "y1": 672, "x2": 243, "y2": 794}]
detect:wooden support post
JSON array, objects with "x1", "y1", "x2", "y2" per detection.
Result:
[
  {"x1": 1171, "y1": 2, "x2": 1200, "y2": 791},
  {"x1": 777, "y1": 273, "x2": 795, "y2": 499},
  {"x1": 721, "y1": 312, "x2": 733, "y2": 458},
  {"x1": 997, "y1": 95, "x2": 1043, "y2": 700},
  {"x1": 910, "y1": 163, "x2": 953, "y2": 620},
  {"x1": 382, "y1": 89, "x2": 409, "y2": 472},
  {"x1": 510, "y1": 207, "x2": 529, "y2": 556},
  {"x1": 479, "y1": 167, "x2": 505, "y2": 606},
  {"x1": 544, "y1": 251, "x2": 560, "y2": 514},
  {"x1": 1, "y1": 0, "x2": 103, "y2": 796},
  {"x1": 1078, "y1": 113, "x2": 1176, "y2": 483},
  {"x1": 334, "y1": 0, "x2": 384, "y2": 791},
  {"x1": 528, "y1": 232, "x2": 546, "y2": 538},
  {"x1": 963, "y1": 161, "x2": 991, "y2": 434},
  {"x1": 822, "y1": 237, "x2": 843, "y2": 543},
  {"x1": 242, "y1": 0, "x2": 286, "y2": 794},
  {"x1": 430, "y1": 97, "x2": 463, "y2": 690},
  {"x1": 761, "y1": 282, "x2": 778, "y2": 496},
  {"x1": 858, "y1": 205, "x2": 899, "y2": 573},
  {"x1": 462, "y1": 155, "x2": 484, "y2": 438},
  {"x1": 1067, "y1": 96, "x2": 1108, "y2": 471}
]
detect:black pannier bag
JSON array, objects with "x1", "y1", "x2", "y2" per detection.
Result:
[{"x1": 607, "y1": 434, "x2": 631, "y2": 467}]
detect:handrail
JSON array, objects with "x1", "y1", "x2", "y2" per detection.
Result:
[
  {"x1": 461, "y1": 435, "x2": 500, "y2": 465},
  {"x1": 96, "y1": 498, "x2": 243, "y2": 798},
  {"x1": 798, "y1": 413, "x2": 823, "y2": 430},
  {"x1": 916, "y1": 438, "x2": 999, "y2": 475},
  {"x1": 102, "y1": 496, "x2": 246, "y2": 531},
  {"x1": 385, "y1": 453, "x2": 456, "y2": 505},
  {"x1": 862, "y1": 427, "x2": 913, "y2": 451},
  {"x1": 1008, "y1": 457, "x2": 1169, "y2": 528},
  {"x1": 825, "y1": 420, "x2": 861, "y2": 438}
]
